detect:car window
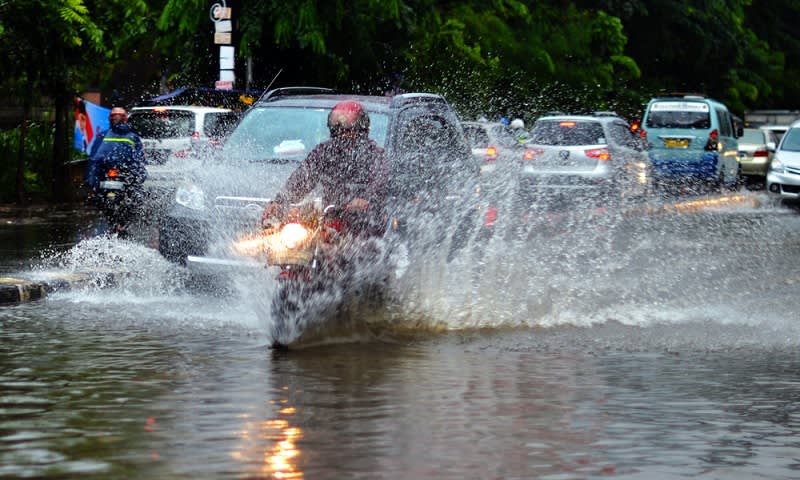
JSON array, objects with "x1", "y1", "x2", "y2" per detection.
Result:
[
  {"x1": 607, "y1": 121, "x2": 635, "y2": 147},
  {"x1": 464, "y1": 125, "x2": 491, "y2": 148},
  {"x1": 767, "y1": 128, "x2": 788, "y2": 142},
  {"x1": 529, "y1": 120, "x2": 606, "y2": 146},
  {"x1": 780, "y1": 128, "x2": 800, "y2": 152},
  {"x1": 398, "y1": 115, "x2": 459, "y2": 156},
  {"x1": 129, "y1": 110, "x2": 195, "y2": 139},
  {"x1": 203, "y1": 112, "x2": 239, "y2": 138},
  {"x1": 740, "y1": 128, "x2": 765, "y2": 144},
  {"x1": 221, "y1": 106, "x2": 389, "y2": 162},
  {"x1": 646, "y1": 101, "x2": 710, "y2": 129},
  {"x1": 487, "y1": 124, "x2": 521, "y2": 148},
  {"x1": 764, "y1": 130, "x2": 778, "y2": 145}
]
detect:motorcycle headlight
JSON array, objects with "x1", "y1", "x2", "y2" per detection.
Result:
[
  {"x1": 279, "y1": 223, "x2": 309, "y2": 249},
  {"x1": 770, "y1": 157, "x2": 785, "y2": 173},
  {"x1": 175, "y1": 183, "x2": 206, "y2": 210}
]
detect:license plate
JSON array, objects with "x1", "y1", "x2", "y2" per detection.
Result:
[
  {"x1": 99, "y1": 180, "x2": 124, "y2": 190},
  {"x1": 664, "y1": 138, "x2": 689, "y2": 148}
]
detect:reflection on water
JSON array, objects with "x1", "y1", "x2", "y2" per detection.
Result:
[{"x1": 3, "y1": 311, "x2": 800, "y2": 479}]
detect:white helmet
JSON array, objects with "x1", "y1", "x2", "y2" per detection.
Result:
[{"x1": 510, "y1": 118, "x2": 525, "y2": 129}]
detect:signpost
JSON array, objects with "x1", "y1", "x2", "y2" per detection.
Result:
[{"x1": 210, "y1": 1, "x2": 234, "y2": 90}]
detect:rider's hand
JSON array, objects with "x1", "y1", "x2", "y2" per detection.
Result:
[
  {"x1": 261, "y1": 202, "x2": 282, "y2": 227},
  {"x1": 346, "y1": 197, "x2": 369, "y2": 211}
]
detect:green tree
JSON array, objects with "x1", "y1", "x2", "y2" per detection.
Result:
[{"x1": 0, "y1": 0, "x2": 154, "y2": 203}]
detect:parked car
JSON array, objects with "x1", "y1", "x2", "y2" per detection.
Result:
[
  {"x1": 737, "y1": 127, "x2": 778, "y2": 179},
  {"x1": 128, "y1": 105, "x2": 240, "y2": 165},
  {"x1": 156, "y1": 87, "x2": 480, "y2": 267},
  {"x1": 519, "y1": 112, "x2": 652, "y2": 207},
  {"x1": 462, "y1": 120, "x2": 529, "y2": 174},
  {"x1": 639, "y1": 94, "x2": 741, "y2": 192},
  {"x1": 766, "y1": 120, "x2": 800, "y2": 203}
]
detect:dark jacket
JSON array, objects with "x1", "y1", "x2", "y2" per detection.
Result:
[
  {"x1": 85, "y1": 123, "x2": 146, "y2": 190},
  {"x1": 271, "y1": 134, "x2": 390, "y2": 235},
  {"x1": 274, "y1": 134, "x2": 389, "y2": 215}
]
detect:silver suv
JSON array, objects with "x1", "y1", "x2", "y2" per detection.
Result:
[
  {"x1": 156, "y1": 87, "x2": 478, "y2": 265},
  {"x1": 521, "y1": 112, "x2": 652, "y2": 206}
]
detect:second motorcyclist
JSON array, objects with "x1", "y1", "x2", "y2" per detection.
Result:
[
  {"x1": 85, "y1": 107, "x2": 147, "y2": 237},
  {"x1": 261, "y1": 100, "x2": 389, "y2": 236}
]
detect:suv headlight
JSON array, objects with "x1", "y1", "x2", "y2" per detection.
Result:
[
  {"x1": 769, "y1": 157, "x2": 785, "y2": 173},
  {"x1": 174, "y1": 183, "x2": 206, "y2": 210}
]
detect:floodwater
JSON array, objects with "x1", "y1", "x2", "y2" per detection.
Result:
[{"x1": 2, "y1": 192, "x2": 800, "y2": 479}]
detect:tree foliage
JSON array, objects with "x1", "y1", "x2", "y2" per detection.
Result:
[{"x1": 2, "y1": 0, "x2": 800, "y2": 201}]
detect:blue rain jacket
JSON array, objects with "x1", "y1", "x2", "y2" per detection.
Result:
[{"x1": 85, "y1": 123, "x2": 147, "y2": 190}]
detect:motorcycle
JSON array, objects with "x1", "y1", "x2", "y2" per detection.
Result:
[
  {"x1": 232, "y1": 201, "x2": 387, "y2": 349},
  {"x1": 93, "y1": 167, "x2": 143, "y2": 238}
]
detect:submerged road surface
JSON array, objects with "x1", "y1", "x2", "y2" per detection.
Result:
[{"x1": 1, "y1": 192, "x2": 800, "y2": 478}]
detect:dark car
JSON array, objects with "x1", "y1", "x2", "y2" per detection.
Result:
[{"x1": 156, "y1": 87, "x2": 479, "y2": 268}]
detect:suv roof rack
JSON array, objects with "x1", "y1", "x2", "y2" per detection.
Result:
[
  {"x1": 389, "y1": 93, "x2": 447, "y2": 109},
  {"x1": 257, "y1": 86, "x2": 337, "y2": 103}
]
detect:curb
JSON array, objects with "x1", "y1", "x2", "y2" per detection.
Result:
[{"x1": 0, "y1": 271, "x2": 120, "y2": 306}]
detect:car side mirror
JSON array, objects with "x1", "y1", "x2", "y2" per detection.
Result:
[{"x1": 766, "y1": 141, "x2": 776, "y2": 152}]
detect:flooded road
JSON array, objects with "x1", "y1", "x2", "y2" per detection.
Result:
[{"x1": 2, "y1": 193, "x2": 800, "y2": 479}]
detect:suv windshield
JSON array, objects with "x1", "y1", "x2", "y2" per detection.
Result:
[
  {"x1": 646, "y1": 101, "x2": 711, "y2": 129},
  {"x1": 529, "y1": 120, "x2": 606, "y2": 146},
  {"x1": 221, "y1": 106, "x2": 389, "y2": 162},
  {"x1": 129, "y1": 110, "x2": 195, "y2": 139}
]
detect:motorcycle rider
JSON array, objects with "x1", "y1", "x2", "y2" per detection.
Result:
[
  {"x1": 262, "y1": 100, "x2": 389, "y2": 236},
  {"x1": 85, "y1": 107, "x2": 147, "y2": 236},
  {"x1": 510, "y1": 117, "x2": 529, "y2": 144}
]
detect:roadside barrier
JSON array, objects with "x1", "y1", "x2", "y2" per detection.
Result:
[{"x1": 0, "y1": 271, "x2": 120, "y2": 305}]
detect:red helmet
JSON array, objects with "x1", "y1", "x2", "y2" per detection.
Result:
[
  {"x1": 109, "y1": 107, "x2": 128, "y2": 125},
  {"x1": 327, "y1": 101, "x2": 369, "y2": 136}
]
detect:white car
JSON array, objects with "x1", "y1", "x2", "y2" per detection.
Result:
[
  {"x1": 128, "y1": 105, "x2": 239, "y2": 165},
  {"x1": 521, "y1": 112, "x2": 652, "y2": 206},
  {"x1": 766, "y1": 120, "x2": 800, "y2": 202},
  {"x1": 128, "y1": 105, "x2": 240, "y2": 221}
]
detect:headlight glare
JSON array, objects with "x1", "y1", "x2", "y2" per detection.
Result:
[{"x1": 279, "y1": 223, "x2": 309, "y2": 249}]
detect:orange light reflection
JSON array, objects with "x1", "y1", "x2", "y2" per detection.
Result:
[{"x1": 232, "y1": 414, "x2": 304, "y2": 479}]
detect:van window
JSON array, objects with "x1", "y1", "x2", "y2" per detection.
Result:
[
  {"x1": 646, "y1": 101, "x2": 710, "y2": 129},
  {"x1": 715, "y1": 108, "x2": 732, "y2": 137}
]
